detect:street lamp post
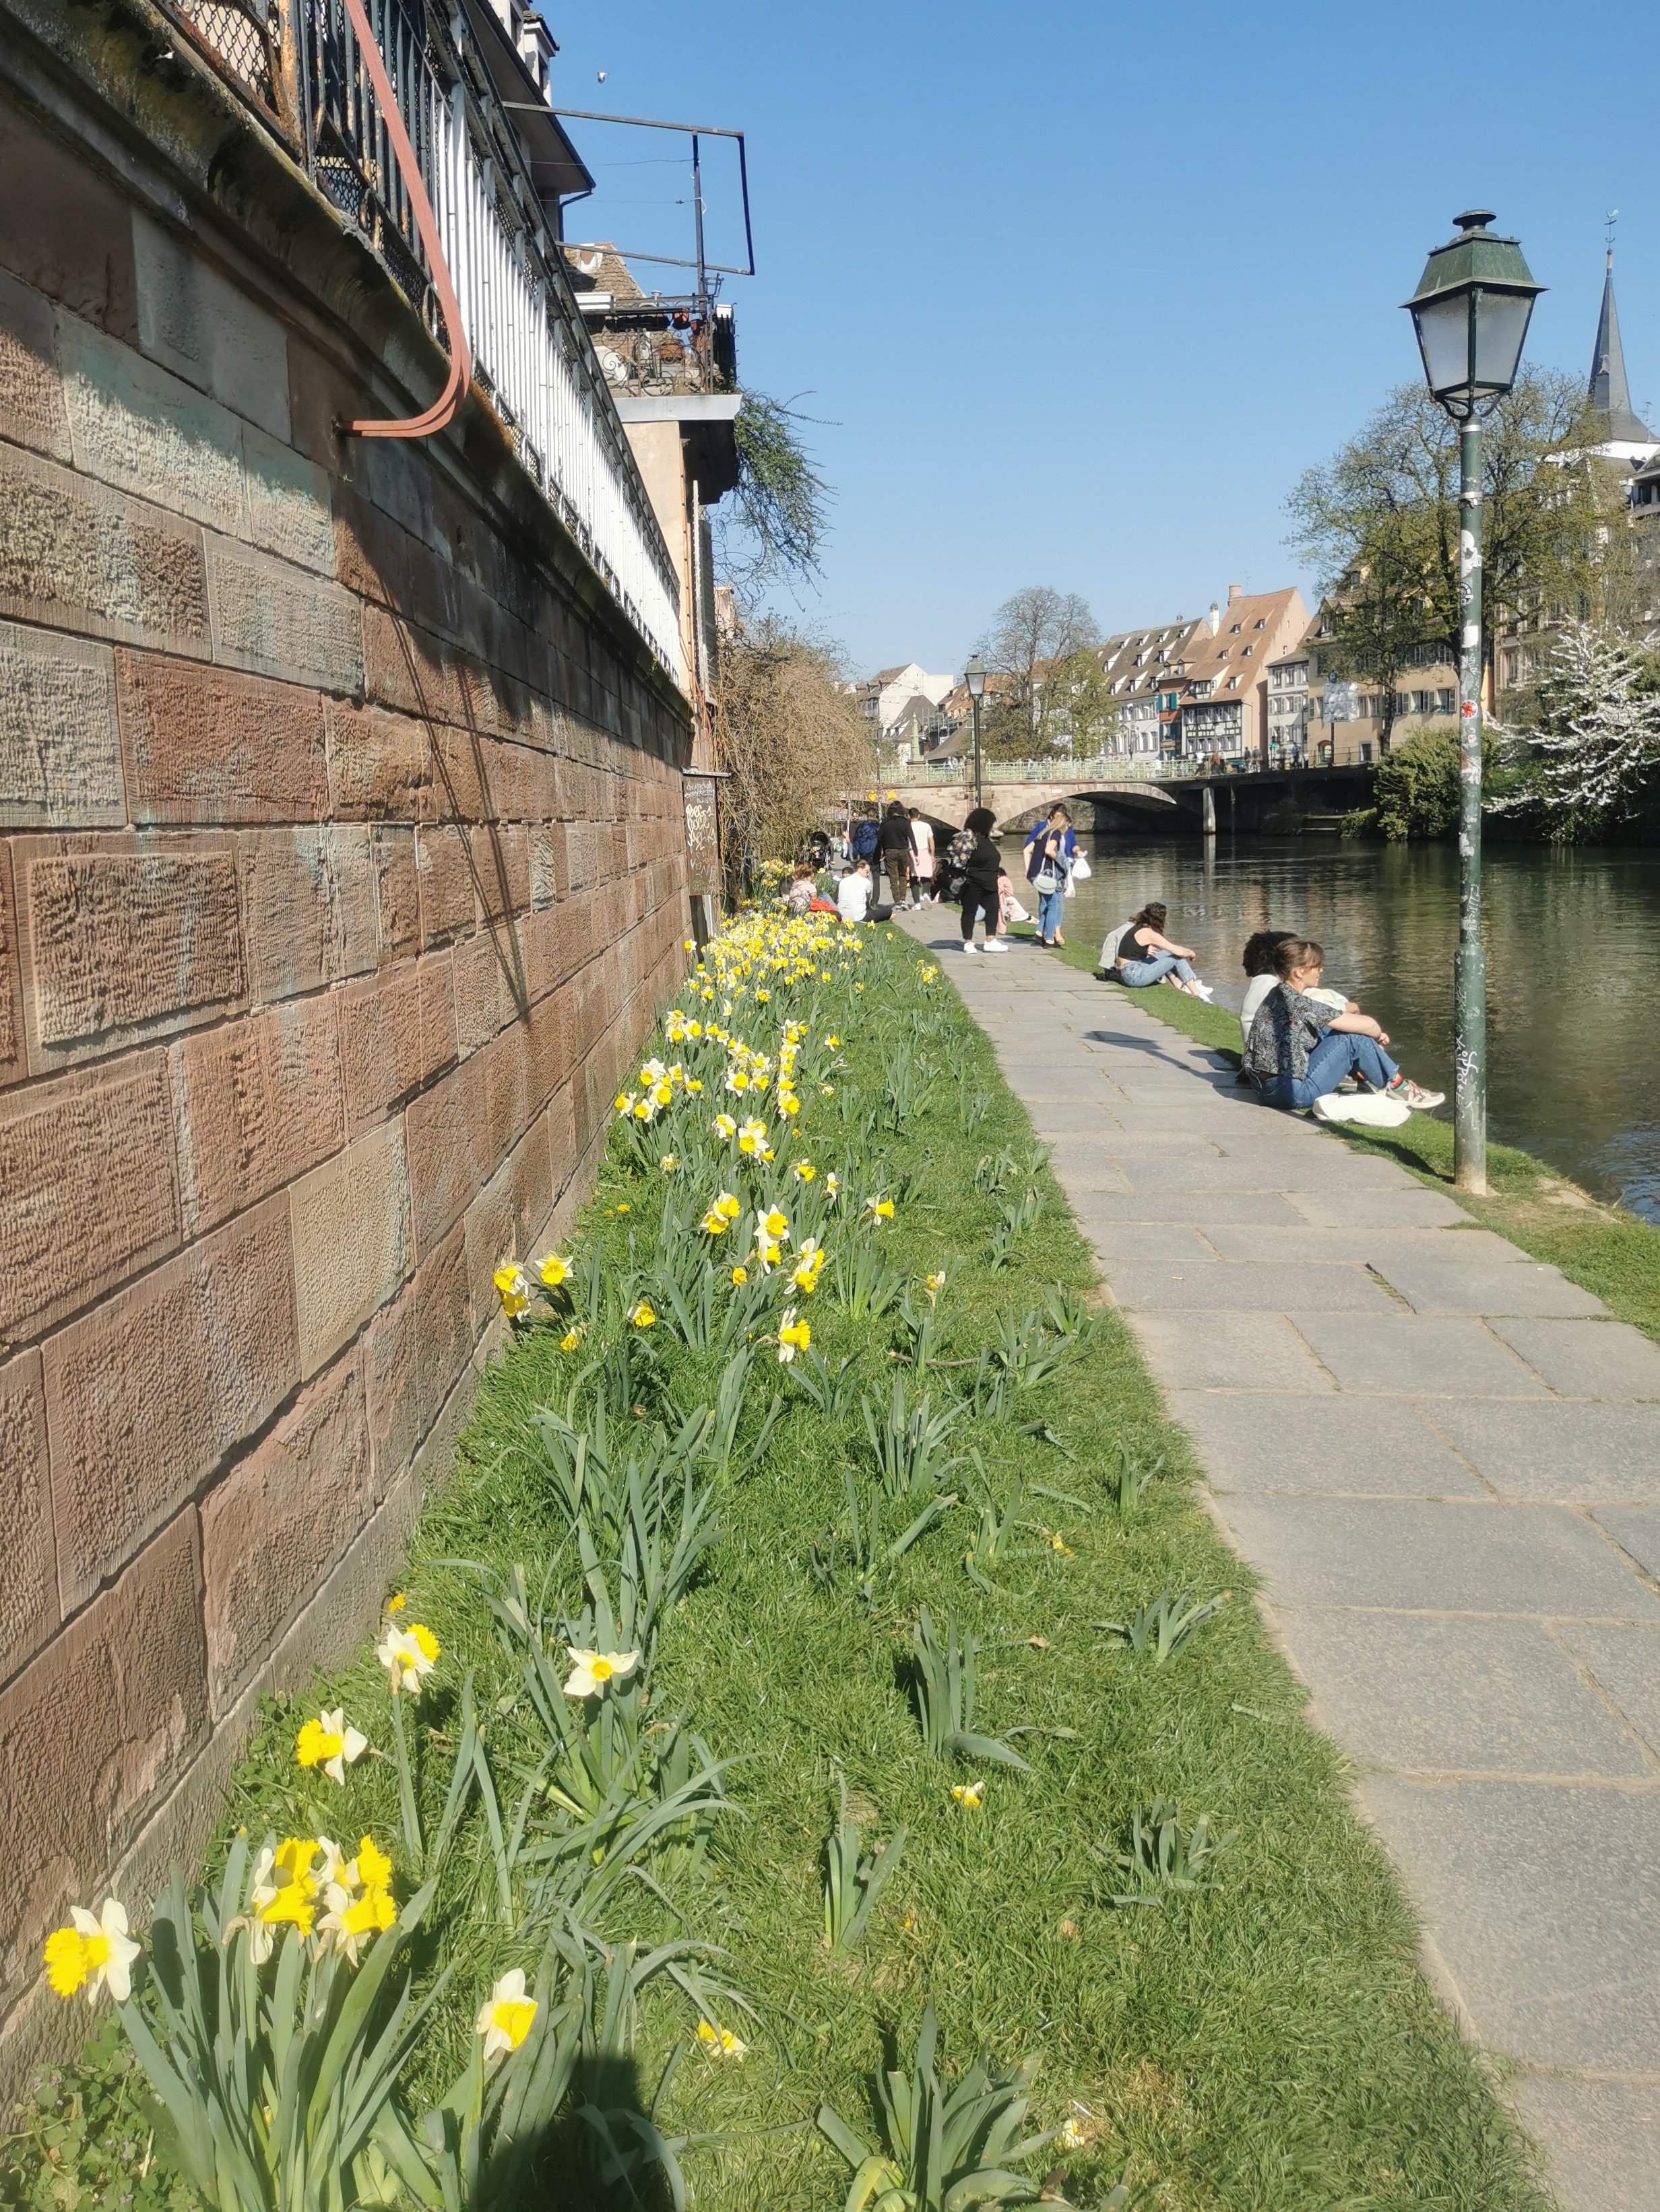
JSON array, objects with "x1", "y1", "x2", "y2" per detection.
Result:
[
  {"x1": 1404, "y1": 210, "x2": 1542, "y2": 1195},
  {"x1": 965, "y1": 654, "x2": 986, "y2": 811}
]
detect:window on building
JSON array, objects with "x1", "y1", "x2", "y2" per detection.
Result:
[
  {"x1": 1229, "y1": 622, "x2": 1242, "y2": 634},
  {"x1": 1360, "y1": 741, "x2": 1374, "y2": 765},
  {"x1": 1242, "y1": 645, "x2": 1252, "y2": 657}
]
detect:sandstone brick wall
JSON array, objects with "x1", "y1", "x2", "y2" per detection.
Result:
[{"x1": 0, "y1": 34, "x2": 693, "y2": 2084}]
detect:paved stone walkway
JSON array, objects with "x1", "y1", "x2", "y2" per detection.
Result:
[{"x1": 899, "y1": 918, "x2": 1660, "y2": 2211}]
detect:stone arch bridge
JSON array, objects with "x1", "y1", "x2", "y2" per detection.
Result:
[{"x1": 872, "y1": 762, "x2": 1378, "y2": 837}]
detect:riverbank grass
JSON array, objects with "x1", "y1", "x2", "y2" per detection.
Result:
[
  {"x1": 1026, "y1": 924, "x2": 1660, "y2": 1341},
  {"x1": 3, "y1": 919, "x2": 1548, "y2": 2212}
]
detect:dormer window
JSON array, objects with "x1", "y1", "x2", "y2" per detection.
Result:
[
  {"x1": 1229, "y1": 622, "x2": 1242, "y2": 634},
  {"x1": 1242, "y1": 645, "x2": 1252, "y2": 657},
  {"x1": 1254, "y1": 618, "x2": 1265, "y2": 629},
  {"x1": 1216, "y1": 648, "x2": 1228, "y2": 660}
]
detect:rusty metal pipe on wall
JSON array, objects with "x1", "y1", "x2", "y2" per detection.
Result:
[{"x1": 337, "y1": 0, "x2": 470, "y2": 438}]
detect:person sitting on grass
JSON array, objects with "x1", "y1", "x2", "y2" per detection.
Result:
[
  {"x1": 1244, "y1": 937, "x2": 1443, "y2": 1112},
  {"x1": 785, "y1": 861, "x2": 817, "y2": 914},
  {"x1": 1112, "y1": 903, "x2": 1214, "y2": 1000},
  {"x1": 836, "y1": 857, "x2": 874, "y2": 925}
]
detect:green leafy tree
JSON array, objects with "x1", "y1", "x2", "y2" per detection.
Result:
[{"x1": 1287, "y1": 371, "x2": 1606, "y2": 714}]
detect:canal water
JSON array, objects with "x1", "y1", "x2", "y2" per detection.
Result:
[{"x1": 998, "y1": 833, "x2": 1660, "y2": 1221}]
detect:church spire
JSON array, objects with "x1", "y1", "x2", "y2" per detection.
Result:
[{"x1": 1589, "y1": 236, "x2": 1654, "y2": 445}]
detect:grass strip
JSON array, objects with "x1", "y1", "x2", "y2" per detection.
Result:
[
  {"x1": 1022, "y1": 921, "x2": 1660, "y2": 1342},
  {"x1": 4, "y1": 920, "x2": 1550, "y2": 2212}
]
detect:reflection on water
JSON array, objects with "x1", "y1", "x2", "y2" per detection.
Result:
[{"x1": 1001, "y1": 833, "x2": 1660, "y2": 1221}]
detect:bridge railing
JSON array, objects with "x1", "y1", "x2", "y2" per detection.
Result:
[{"x1": 903, "y1": 755, "x2": 1181, "y2": 785}]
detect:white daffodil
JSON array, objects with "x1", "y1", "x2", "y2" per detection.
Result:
[
  {"x1": 696, "y1": 2019, "x2": 748, "y2": 2060},
  {"x1": 49, "y1": 1899, "x2": 140, "y2": 2005},
  {"x1": 476, "y1": 1969, "x2": 538, "y2": 2061},
  {"x1": 377, "y1": 1621, "x2": 440, "y2": 1696},
  {"x1": 562, "y1": 1647, "x2": 641, "y2": 1700},
  {"x1": 294, "y1": 1708, "x2": 368, "y2": 1784}
]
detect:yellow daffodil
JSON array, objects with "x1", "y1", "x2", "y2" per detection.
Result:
[
  {"x1": 387, "y1": 1594, "x2": 406, "y2": 1614},
  {"x1": 539, "y1": 1251, "x2": 572, "y2": 1287},
  {"x1": 794, "y1": 1160, "x2": 816, "y2": 1181},
  {"x1": 826, "y1": 1035, "x2": 840, "y2": 1049},
  {"x1": 614, "y1": 1093, "x2": 633, "y2": 1114},
  {"x1": 616, "y1": 1202, "x2": 631, "y2": 1214},
  {"x1": 660, "y1": 1153, "x2": 679, "y2": 1174},
  {"x1": 559, "y1": 1327, "x2": 583, "y2": 1352},
  {"x1": 688, "y1": 1077, "x2": 703, "y2": 1093},
  {"x1": 731, "y1": 1266, "x2": 748, "y2": 1286},
  {"x1": 477, "y1": 1969, "x2": 538, "y2": 2061},
  {"x1": 317, "y1": 1836, "x2": 396, "y2": 1964},
  {"x1": 563, "y1": 1647, "x2": 641, "y2": 1699},
  {"x1": 697, "y1": 2019, "x2": 748, "y2": 2060},
  {"x1": 791, "y1": 1240, "x2": 825, "y2": 1294},
  {"x1": 951, "y1": 1782, "x2": 985, "y2": 1810},
  {"x1": 761, "y1": 1208, "x2": 790, "y2": 1242},
  {"x1": 716, "y1": 1191, "x2": 740, "y2": 1219},
  {"x1": 377, "y1": 1621, "x2": 439, "y2": 1696},
  {"x1": 777, "y1": 1093, "x2": 800, "y2": 1117},
  {"x1": 738, "y1": 1119, "x2": 768, "y2": 1155},
  {"x1": 713, "y1": 1113, "x2": 738, "y2": 1140},
  {"x1": 493, "y1": 1265, "x2": 531, "y2": 1319},
  {"x1": 701, "y1": 1206, "x2": 729, "y2": 1235},
  {"x1": 777, "y1": 1309, "x2": 811, "y2": 1363},
  {"x1": 632, "y1": 1099, "x2": 653, "y2": 1122},
  {"x1": 826, "y1": 1174, "x2": 841, "y2": 1198},
  {"x1": 865, "y1": 1196, "x2": 895, "y2": 1222},
  {"x1": 42, "y1": 1899, "x2": 139, "y2": 2005},
  {"x1": 294, "y1": 1708, "x2": 368, "y2": 1785},
  {"x1": 629, "y1": 1299, "x2": 656, "y2": 1330}
]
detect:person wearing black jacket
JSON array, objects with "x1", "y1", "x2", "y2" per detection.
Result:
[
  {"x1": 955, "y1": 806, "x2": 1007, "y2": 955},
  {"x1": 877, "y1": 801, "x2": 914, "y2": 911}
]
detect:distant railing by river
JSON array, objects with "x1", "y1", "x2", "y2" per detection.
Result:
[
  {"x1": 891, "y1": 754, "x2": 1357, "y2": 785},
  {"x1": 162, "y1": 0, "x2": 684, "y2": 684}
]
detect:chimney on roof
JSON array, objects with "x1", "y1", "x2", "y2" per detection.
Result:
[
  {"x1": 1227, "y1": 583, "x2": 1243, "y2": 605},
  {"x1": 1207, "y1": 602, "x2": 1220, "y2": 635}
]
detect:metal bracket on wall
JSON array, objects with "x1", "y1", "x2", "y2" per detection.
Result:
[{"x1": 338, "y1": 0, "x2": 471, "y2": 438}]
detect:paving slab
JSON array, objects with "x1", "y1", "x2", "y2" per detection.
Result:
[
  {"x1": 1510, "y1": 2078, "x2": 1660, "y2": 2212},
  {"x1": 1288, "y1": 1187, "x2": 1471, "y2": 1229},
  {"x1": 1105, "y1": 1258, "x2": 1395, "y2": 1314},
  {"x1": 1083, "y1": 1224, "x2": 1218, "y2": 1266},
  {"x1": 1554, "y1": 1623, "x2": 1660, "y2": 1758},
  {"x1": 1126, "y1": 1310, "x2": 1338, "y2": 1395},
  {"x1": 1172, "y1": 1392, "x2": 1487, "y2": 1497},
  {"x1": 1291, "y1": 1312, "x2": 1548, "y2": 1397},
  {"x1": 1424, "y1": 1402, "x2": 1660, "y2": 1503},
  {"x1": 1116, "y1": 1150, "x2": 1402, "y2": 1196},
  {"x1": 1359, "y1": 1776, "x2": 1660, "y2": 2073},
  {"x1": 1274, "y1": 1611, "x2": 1651, "y2": 1777},
  {"x1": 1488, "y1": 1317, "x2": 1660, "y2": 1400},
  {"x1": 1216, "y1": 1497, "x2": 1660, "y2": 1617},
  {"x1": 1038, "y1": 1142, "x2": 1133, "y2": 1194},
  {"x1": 1203, "y1": 1222, "x2": 1526, "y2": 1266},
  {"x1": 1069, "y1": 1190, "x2": 1307, "y2": 1227},
  {"x1": 1368, "y1": 1253, "x2": 1608, "y2": 1318},
  {"x1": 1595, "y1": 1505, "x2": 1660, "y2": 1581}
]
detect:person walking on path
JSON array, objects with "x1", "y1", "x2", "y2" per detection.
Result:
[
  {"x1": 1110, "y1": 903, "x2": 1214, "y2": 998},
  {"x1": 1244, "y1": 938, "x2": 1443, "y2": 1111},
  {"x1": 878, "y1": 801, "x2": 914, "y2": 911},
  {"x1": 953, "y1": 806, "x2": 1007, "y2": 955},
  {"x1": 908, "y1": 808, "x2": 936, "y2": 905},
  {"x1": 1023, "y1": 804, "x2": 1077, "y2": 946}
]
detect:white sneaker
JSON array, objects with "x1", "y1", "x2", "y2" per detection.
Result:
[
  {"x1": 962, "y1": 941, "x2": 981, "y2": 956},
  {"x1": 983, "y1": 938, "x2": 1010, "y2": 954},
  {"x1": 1193, "y1": 982, "x2": 1215, "y2": 1001}
]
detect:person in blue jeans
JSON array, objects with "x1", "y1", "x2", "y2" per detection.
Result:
[
  {"x1": 1023, "y1": 804, "x2": 1077, "y2": 945},
  {"x1": 1244, "y1": 938, "x2": 1443, "y2": 1111},
  {"x1": 1113, "y1": 903, "x2": 1213, "y2": 999}
]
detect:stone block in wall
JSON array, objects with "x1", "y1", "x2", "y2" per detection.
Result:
[
  {"x1": 404, "y1": 1052, "x2": 490, "y2": 1257},
  {"x1": 462, "y1": 1115, "x2": 554, "y2": 1332},
  {"x1": 0, "y1": 443, "x2": 209, "y2": 655},
  {"x1": 173, "y1": 995, "x2": 345, "y2": 1233},
  {"x1": 0, "y1": 1350, "x2": 55, "y2": 1689},
  {"x1": 15, "y1": 834, "x2": 245, "y2": 1071},
  {"x1": 362, "y1": 602, "x2": 468, "y2": 727},
  {"x1": 452, "y1": 924, "x2": 524, "y2": 1058},
  {"x1": 59, "y1": 310, "x2": 249, "y2": 540},
  {"x1": 325, "y1": 697, "x2": 432, "y2": 820},
  {"x1": 362, "y1": 1278, "x2": 418, "y2": 1503},
  {"x1": 0, "y1": 1511, "x2": 207, "y2": 2017},
  {"x1": 238, "y1": 826, "x2": 377, "y2": 1004},
  {"x1": 415, "y1": 1217, "x2": 472, "y2": 1433},
  {"x1": 415, "y1": 822, "x2": 476, "y2": 948},
  {"x1": 241, "y1": 424, "x2": 335, "y2": 575},
  {"x1": 0, "y1": 106, "x2": 138, "y2": 343},
  {"x1": 131, "y1": 211, "x2": 290, "y2": 442},
  {"x1": 207, "y1": 540, "x2": 362, "y2": 696},
  {"x1": 199, "y1": 1351, "x2": 370, "y2": 1718},
  {"x1": 529, "y1": 825, "x2": 562, "y2": 909},
  {"x1": 42, "y1": 1195, "x2": 300, "y2": 1613},
  {"x1": 115, "y1": 651, "x2": 328, "y2": 824},
  {"x1": 0, "y1": 620, "x2": 124, "y2": 829},
  {"x1": 0, "y1": 269, "x2": 71, "y2": 463},
  {"x1": 337, "y1": 956, "x2": 453, "y2": 1128},
  {"x1": 372, "y1": 826, "x2": 419, "y2": 963},
  {"x1": 287, "y1": 1120, "x2": 412, "y2": 1379},
  {"x1": 0, "y1": 1051, "x2": 181, "y2": 1345},
  {"x1": 0, "y1": 845, "x2": 21, "y2": 1088}
]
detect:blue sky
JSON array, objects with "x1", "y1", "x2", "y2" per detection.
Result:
[{"x1": 550, "y1": 0, "x2": 1660, "y2": 679}]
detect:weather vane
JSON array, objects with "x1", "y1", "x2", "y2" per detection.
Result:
[{"x1": 1606, "y1": 207, "x2": 1619, "y2": 259}]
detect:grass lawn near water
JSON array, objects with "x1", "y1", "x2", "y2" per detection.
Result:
[
  {"x1": 1023, "y1": 923, "x2": 1660, "y2": 1344},
  {"x1": 3, "y1": 919, "x2": 1551, "y2": 2212}
]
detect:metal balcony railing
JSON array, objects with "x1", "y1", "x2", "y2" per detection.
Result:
[{"x1": 158, "y1": 0, "x2": 685, "y2": 685}]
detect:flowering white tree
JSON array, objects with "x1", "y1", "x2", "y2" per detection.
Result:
[{"x1": 1495, "y1": 621, "x2": 1660, "y2": 831}]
